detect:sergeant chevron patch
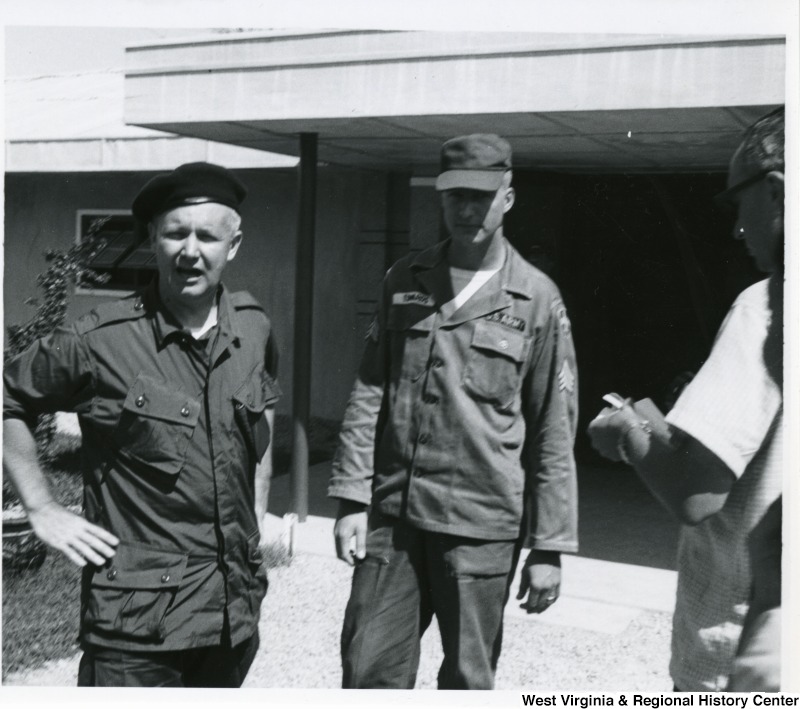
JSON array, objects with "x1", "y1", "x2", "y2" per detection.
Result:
[{"x1": 558, "y1": 360, "x2": 575, "y2": 393}]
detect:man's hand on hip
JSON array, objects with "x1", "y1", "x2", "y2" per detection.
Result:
[
  {"x1": 28, "y1": 502, "x2": 119, "y2": 567},
  {"x1": 516, "y1": 549, "x2": 562, "y2": 614},
  {"x1": 333, "y1": 499, "x2": 368, "y2": 566}
]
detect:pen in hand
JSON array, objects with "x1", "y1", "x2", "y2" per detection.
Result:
[{"x1": 602, "y1": 393, "x2": 626, "y2": 410}]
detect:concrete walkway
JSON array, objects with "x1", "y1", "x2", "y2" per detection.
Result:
[
  {"x1": 266, "y1": 460, "x2": 679, "y2": 636},
  {"x1": 264, "y1": 514, "x2": 676, "y2": 638}
]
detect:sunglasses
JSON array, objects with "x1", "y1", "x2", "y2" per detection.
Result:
[{"x1": 713, "y1": 170, "x2": 771, "y2": 212}]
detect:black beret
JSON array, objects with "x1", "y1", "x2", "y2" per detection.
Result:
[{"x1": 132, "y1": 162, "x2": 247, "y2": 223}]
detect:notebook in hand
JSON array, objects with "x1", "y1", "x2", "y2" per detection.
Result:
[{"x1": 632, "y1": 398, "x2": 671, "y2": 439}]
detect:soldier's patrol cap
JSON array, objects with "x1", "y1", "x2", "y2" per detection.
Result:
[
  {"x1": 132, "y1": 162, "x2": 247, "y2": 223},
  {"x1": 435, "y1": 134, "x2": 512, "y2": 192}
]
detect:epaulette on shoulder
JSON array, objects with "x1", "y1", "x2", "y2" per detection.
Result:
[
  {"x1": 230, "y1": 291, "x2": 266, "y2": 313},
  {"x1": 73, "y1": 294, "x2": 146, "y2": 335}
]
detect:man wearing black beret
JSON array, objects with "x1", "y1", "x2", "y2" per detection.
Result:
[
  {"x1": 4, "y1": 162, "x2": 280, "y2": 687},
  {"x1": 329, "y1": 135, "x2": 579, "y2": 689}
]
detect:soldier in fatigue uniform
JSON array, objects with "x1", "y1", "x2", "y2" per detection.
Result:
[
  {"x1": 4, "y1": 162, "x2": 280, "y2": 687},
  {"x1": 329, "y1": 134, "x2": 580, "y2": 690}
]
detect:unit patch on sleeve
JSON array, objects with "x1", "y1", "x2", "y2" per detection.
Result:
[
  {"x1": 392, "y1": 291, "x2": 435, "y2": 307},
  {"x1": 552, "y1": 299, "x2": 572, "y2": 336},
  {"x1": 484, "y1": 312, "x2": 525, "y2": 332}
]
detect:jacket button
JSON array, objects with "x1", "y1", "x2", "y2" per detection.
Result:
[
  {"x1": 432, "y1": 358, "x2": 444, "y2": 369},
  {"x1": 424, "y1": 394, "x2": 438, "y2": 404},
  {"x1": 418, "y1": 433, "x2": 430, "y2": 445},
  {"x1": 161, "y1": 573, "x2": 171, "y2": 584},
  {"x1": 498, "y1": 339, "x2": 509, "y2": 350},
  {"x1": 135, "y1": 395, "x2": 146, "y2": 408},
  {"x1": 134, "y1": 299, "x2": 144, "y2": 311},
  {"x1": 106, "y1": 568, "x2": 117, "y2": 580},
  {"x1": 180, "y1": 406, "x2": 190, "y2": 417},
  {"x1": 235, "y1": 402, "x2": 245, "y2": 410}
]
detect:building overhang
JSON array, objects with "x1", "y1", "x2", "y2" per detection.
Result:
[
  {"x1": 123, "y1": 30, "x2": 785, "y2": 174},
  {"x1": 5, "y1": 71, "x2": 299, "y2": 173}
]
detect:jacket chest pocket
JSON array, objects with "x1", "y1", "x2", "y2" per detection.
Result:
[
  {"x1": 232, "y1": 367, "x2": 280, "y2": 461},
  {"x1": 83, "y1": 541, "x2": 188, "y2": 644},
  {"x1": 387, "y1": 306, "x2": 435, "y2": 382},
  {"x1": 462, "y1": 320, "x2": 530, "y2": 409},
  {"x1": 114, "y1": 374, "x2": 201, "y2": 476}
]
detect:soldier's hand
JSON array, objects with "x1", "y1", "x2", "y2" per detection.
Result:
[
  {"x1": 516, "y1": 549, "x2": 561, "y2": 614},
  {"x1": 27, "y1": 502, "x2": 119, "y2": 567},
  {"x1": 333, "y1": 500, "x2": 367, "y2": 566}
]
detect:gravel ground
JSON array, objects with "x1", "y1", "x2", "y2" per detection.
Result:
[{"x1": 5, "y1": 551, "x2": 672, "y2": 690}]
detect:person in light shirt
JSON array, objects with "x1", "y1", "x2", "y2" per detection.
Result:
[{"x1": 588, "y1": 107, "x2": 784, "y2": 692}]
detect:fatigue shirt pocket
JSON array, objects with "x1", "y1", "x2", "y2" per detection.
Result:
[
  {"x1": 114, "y1": 374, "x2": 201, "y2": 475},
  {"x1": 233, "y1": 367, "x2": 280, "y2": 461},
  {"x1": 463, "y1": 320, "x2": 529, "y2": 408},
  {"x1": 386, "y1": 306, "x2": 434, "y2": 382},
  {"x1": 84, "y1": 541, "x2": 188, "y2": 643}
]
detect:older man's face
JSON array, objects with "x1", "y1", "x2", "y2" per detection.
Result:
[{"x1": 150, "y1": 202, "x2": 242, "y2": 307}]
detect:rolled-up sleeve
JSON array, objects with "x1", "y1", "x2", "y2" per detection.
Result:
[
  {"x1": 522, "y1": 296, "x2": 579, "y2": 552},
  {"x1": 665, "y1": 289, "x2": 781, "y2": 479},
  {"x1": 3, "y1": 326, "x2": 95, "y2": 425}
]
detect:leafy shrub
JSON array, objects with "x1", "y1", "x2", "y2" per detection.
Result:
[{"x1": 3, "y1": 218, "x2": 110, "y2": 507}]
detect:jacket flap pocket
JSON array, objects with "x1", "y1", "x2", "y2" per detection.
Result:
[
  {"x1": 471, "y1": 320, "x2": 528, "y2": 362},
  {"x1": 92, "y1": 541, "x2": 187, "y2": 590},
  {"x1": 121, "y1": 375, "x2": 200, "y2": 426},
  {"x1": 233, "y1": 368, "x2": 280, "y2": 413}
]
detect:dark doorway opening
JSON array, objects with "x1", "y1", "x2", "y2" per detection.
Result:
[{"x1": 505, "y1": 170, "x2": 762, "y2": 460}]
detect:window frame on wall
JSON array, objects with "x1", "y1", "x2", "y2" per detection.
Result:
[{"x1": 74, "y1": 209, "x2": 157, "y2": 296}]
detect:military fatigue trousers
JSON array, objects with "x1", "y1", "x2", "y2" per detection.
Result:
[
  {"x1": 77, "y1": 625, "x2": 259, "y2": 688},
  {"x1": 341, "y1": 513, "x2": 520, "y2": 689}
]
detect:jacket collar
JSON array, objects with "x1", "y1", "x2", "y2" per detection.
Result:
[
  {"x1": 410, "y1": 236, "x2": 535, "y2": 301},
  {"x1": 144, "y1": 280, "x2": 240, "y2": 349}
]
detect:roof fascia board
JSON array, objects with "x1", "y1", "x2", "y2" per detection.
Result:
[
  {"x1": 126, "y1": 34, "x2": 785, "y2": 78},
  {"x1": 124, "y1": 29, "x2": 392, "y2": 52}
]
